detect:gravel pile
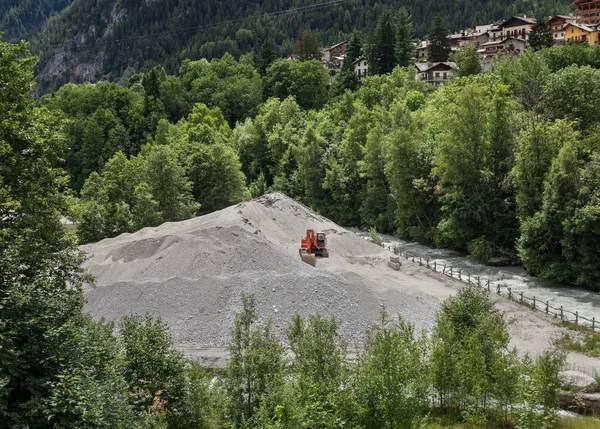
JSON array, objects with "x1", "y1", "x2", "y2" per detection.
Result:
[{"x1": 82, "y1": 193, "x2": 439, "y2": 347}]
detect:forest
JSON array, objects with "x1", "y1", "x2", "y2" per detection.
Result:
[
  {"x1": 27, "y1": 0, "x2": 570, "y2": 92},
  {"x1": 0, "y1": 0, "x2": 73, "y2": 41}
]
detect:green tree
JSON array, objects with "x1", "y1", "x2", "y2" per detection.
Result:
[
  {"x1": 223, "y1": 294, "x2": 285, "y2": 426},
  {"x1": 528, "y1": 16, "x2": 553, "y2": 51},
  {"x1": 119, "y1": 314, "x2": 187, "y2": 424},
  {"x1": 333, "y1": 32, "x2": 362, "y2": 94},
  {"x1": 263, "y1": 59, "x2": 329, "y2": 110},
  {"x1": 357, "y1": 311, "x2": 430, "y2": 428},
  {"x1": 258, "y1": 38, "x2": 278, "y2": 75},
  {"x1": 294, "y1": 28, "x2": 321, "y2": 61},
  {"x1": 428, "y1": 15, "x2": 451, "y2": 62},
  {"x1": 0, "y1": 37, "x2": 134, "y2": 428},
  {"x1": 366, "y1": 9, "x2": 397, "y2": 75},
  {"x1": 543, "y1": 64, "x2": 600, "y2": 129},
  {"x1": 431, "y1": 287, "x2": 520, "y2": 414},
  {"x1": 395, "y1": 8, "x2": 415, "y2": 67},
  {"x1": 284, "y1": 314, "x2": 355, "y2": 427},
  {"x1": 453, "y1": 43, "x2": 482, "y2": 77}
]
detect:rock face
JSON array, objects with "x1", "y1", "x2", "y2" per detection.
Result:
[{"x1": 559, "y1": 370, "x2": 598, "y2": 393}]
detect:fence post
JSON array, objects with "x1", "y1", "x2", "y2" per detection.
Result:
[
  {"x1": 443, "y1": 264, "x2": 446, "y2": 273},
  {"x1": 576, "y1": 311, "x2": 579, "y2": 326},
  {"x1": 419, "y1": 256, "x2": 422, "y2": 266},
  {"x1": 533, "y1": 296, "x2": 536, "y2": 310},
  {"x1": 520, "y1": 291, "x2": 523, "y2": 304},
  {"x1": 560, "y1": 306, "x2": 564, "y2": 321},
  {"x1": 593, "y1": 317, "x2": 596, "y2": 332},
  {"x1": 426, "y1": 258, "x2": 430, "y2": 268},
  {"x1": 434, "y1": 261, "x2": 437, "y2": 271},
  {"x1": 450, "y1": 267, "x2": 453, "y2": 277},
  {"x1": 458, "y1": 269, "x2": 462, "y2": 281},
  {"x1": 487, "y1": 279, "x2": 490, "y2": 292},
  {"x1": 468, "y1": 273, "x2": 471, "y2": 284},
  {"x1": 496, "y1": 283, "x2": 500, "y2": 295},
  {"x1": 546, "y1": 301, "x2": 549, "y2": 314},
  {"x1": 412, "y1": 256, "x2": 415, "y2": 263},
  {"x1": 508, "y1": 288, "x2": 512, "y2": 299}
]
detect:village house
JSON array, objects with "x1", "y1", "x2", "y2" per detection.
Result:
[
  {"x1": 498, "y1": 16, "x2": 536, "y2": 40},
  {"x1": 353, "y1": 57, "x2": 368, "y2": 81},
  {"x1": 322, "y1": 41, "x2": 347, "y2": 69},
  {"x1": 415, "y1": 62, "x2": 456, "y2": 86},
  {"x1": 548, "y1": 15, "x2": 578, "y2": 44},
  {"x1": 572, "y1": 0, "x2": 600, "y2": 26},
  {"x1": 564, "y1": 22, "x2": 600, "y2": 44},
  {"x1": 480, "y1": 36, "x2": 528, "y2": 57},
  {"x1": 416, "y1": 40, "x2": 430, "y2": 60}
]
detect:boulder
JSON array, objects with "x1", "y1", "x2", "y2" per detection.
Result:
[
  {"x1": 390, "y1": 255, "x2": 401, "y2": 263},
  {"x1": 388, "y1": 261, "x2": 401, "y2": 271},
  {"x1": 559, "y1": 370, "x2": 597, "y2": 393}
]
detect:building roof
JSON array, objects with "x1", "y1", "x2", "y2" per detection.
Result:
[
  {"x1": 352, "y1": 56, "x2": 366, "y2": 65},
  {"x1": 415, "y1": 62, "x2": 456, "y2": 72},
  {"x1": 324, "y1": 41, "x2": 347, "y2": 52},
  {"x1": 565, "y1": 22, "x2": 598, "y2": 32},
  {"x1": 499, "y1": 16, "x2": 536, "y2": 28}
]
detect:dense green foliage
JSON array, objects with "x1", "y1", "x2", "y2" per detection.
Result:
[
  {"x1": 26, "y1": 0, "x2": 570, "y2": 92},
  {"x1": 0, "y1": 0, "x2": 72, "y2": 41}
]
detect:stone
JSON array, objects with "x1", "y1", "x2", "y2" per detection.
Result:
[
  {"x1": 390, "y1": 255, "x2": 401, "y2": 263},
  {"x1": 388, "y1": 261, "x2": 401, "y2": 271},
  {"x1": 559, "y1": 370, "x2": 597, "y2": 393}
]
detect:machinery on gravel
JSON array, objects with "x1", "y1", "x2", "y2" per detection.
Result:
[{"x1": 299, "y1": 229, "x2": 328, "y2": 266}]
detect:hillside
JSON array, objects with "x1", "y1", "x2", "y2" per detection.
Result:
[
  {"x1": 0, "y1": 0, "x2": 72, "y2": 42},
  {"x1": 29, "y1": 0, "x2": 570, "y2": 94}
]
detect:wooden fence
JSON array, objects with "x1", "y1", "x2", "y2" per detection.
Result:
[{"x1": 384, "y1": 244, "x2": 600, "y2": 334}]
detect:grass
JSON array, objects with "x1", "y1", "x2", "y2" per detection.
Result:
[
  {"x1": 422, "y1": 413, "x2": 600, "y2": 428},
  {"x1": 554, "y1": 325, "x2": 600, "y2": 359},
  {"x1": 557, "y1": 416, "x2": 600, "y2": 428}
]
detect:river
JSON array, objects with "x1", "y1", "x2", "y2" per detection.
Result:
[{"x1": 356, "y1": 231, "x2": 600, "y2": 325}]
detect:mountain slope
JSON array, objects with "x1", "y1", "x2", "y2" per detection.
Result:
[
  {"x1": 30, "y1": 0, "x2": 570, "y2": 94},
  {"x1": 0, "y1": 0, "x2": 73, "y2": 41}
]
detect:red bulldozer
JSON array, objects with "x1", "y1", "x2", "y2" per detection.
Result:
[{"x1": 299, "y1": 229, "x2": 329, "y2": 266}]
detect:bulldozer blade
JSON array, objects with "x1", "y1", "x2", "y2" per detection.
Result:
[{"x1": 300, "y1": 252, "x2": 316, "y2": 267}]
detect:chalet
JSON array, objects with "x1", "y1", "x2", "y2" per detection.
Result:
[
  {"x1": 415, "y1": 62, "x2": 456, "y2": 86},
  {"x1": 548, "y1": 15, "x2": 577, "y2": 44},
  {"x1": 481, "y1": 37, "x2": 527, "y2": 57},
  {"x1": 322, "y1": 41, "x2": 347, "y2": 69},
  {"x1": 564, "y1": 22, "x2": 600, "y2": 44},
  {"x1": 353, "y1": 57, "x2": 368, "y2": 81},
  {"x1": 499, "y1": 16, "x2": 536, "y2": 40},
  {"x1": 572, "y1": 0, "x2": 600, "y2": 26}
]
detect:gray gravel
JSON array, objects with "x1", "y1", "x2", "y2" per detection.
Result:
[{"x1": 82, "y1": 193, "x2": 438, "y2": 347}]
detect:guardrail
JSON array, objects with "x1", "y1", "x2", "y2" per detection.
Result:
[{"x1": 384, "y1": 244, "x2": 599, "y2": 334}]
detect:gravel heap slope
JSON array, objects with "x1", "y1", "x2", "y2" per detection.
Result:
[{"x1": 81, "y1": 193, "x2": 439, "y2": 347}]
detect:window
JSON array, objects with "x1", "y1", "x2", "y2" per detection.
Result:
[
  {"x1": 435, "y1": 72, "x2": 440, "y2": 78},
  {"x1": 443, "y1": 72, "x2": 447, "y2": 80}
]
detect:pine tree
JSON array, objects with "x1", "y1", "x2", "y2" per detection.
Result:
[
  {"x1": 395, "y1": 8, "x2": 415, "y2": 67},
  {"x1": 376, "y1": 9, "x2": 397, "y2": 74},
  {"x1": 258, "y1": 38, "x2": 277, "y2": 75},
  {"x1": 294, "y1": 28, "x2": 321, "y2": 61},
  {"x1": 428, "y1": 15, "x2": 451, "y2": 62},
  {"x1": 528, "y1": 17, "x2": 553, "y2": 51}
]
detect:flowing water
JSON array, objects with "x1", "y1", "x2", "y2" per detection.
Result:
[{"x1": 356, "y1": 231, "x2": 600, "y2": 325}]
